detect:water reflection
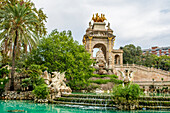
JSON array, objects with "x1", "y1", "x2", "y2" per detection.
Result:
[{"x1": 0, "y1": 100, "x2": 169, "y2": 113}]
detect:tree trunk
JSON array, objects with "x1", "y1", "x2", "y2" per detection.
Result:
[
  {"x1": 10, "y1": 39, "x2": 13, "y2": 58},
  {"x1": 10, "y1": 30, "x2": 18, "y2": 91}
]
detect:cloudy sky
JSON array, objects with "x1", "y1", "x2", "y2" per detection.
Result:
[{"x1": 32, "y1": 0, "x2": 170, "y2": 49}]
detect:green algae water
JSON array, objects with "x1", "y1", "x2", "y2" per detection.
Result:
[{"x1": 0, "y1": 100, "x2": 169, "y2": 113}]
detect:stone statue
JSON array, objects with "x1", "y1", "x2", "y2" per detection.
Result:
[
  {"x1": 89, "y1": 21, "x2": 92, "y2": 29},
  {"x1": 118, "y1": 70, "x2": 133, "y2": 87},
  {"x1": 95, "y1": 47, "x2": 107, "y2": 74},
  {"x1": 107, "y1": 22, "x2": 110, "y2": 29},
  {"x1": 43, "y1": 69, "x2": 49, "y2": 85},
  {"x1": 43, "y1": 71, "x2": 72, "y2": 98},
  {"x1": 96, "y1": 47, "x2": 106, "y2": 64}
]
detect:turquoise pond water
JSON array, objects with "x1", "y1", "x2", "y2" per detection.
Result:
[{"x1": 0, "y1": 100, "x2": 169, "y2": 113}]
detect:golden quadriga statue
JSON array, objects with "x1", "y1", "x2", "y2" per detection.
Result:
[{"x1": 92, "y1": 13, "x2": 107, "y2": 22}]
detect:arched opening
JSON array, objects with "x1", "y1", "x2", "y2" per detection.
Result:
[
  {"x1": 115, "y1": 55, "x2": 120, "y2": 65},
  {"x1": 93, "y1": 43, "x2": 106, "y2": 60}
]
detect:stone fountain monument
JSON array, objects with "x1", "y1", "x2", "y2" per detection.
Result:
[
  {"x1": 43, "y1": 70, "x2": 72, "y2": 98},
  {"x1": 95, "y1": 47, "x2": 107, "y2": 75}
]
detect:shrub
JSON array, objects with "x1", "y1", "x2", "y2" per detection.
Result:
[
  {"x1": 110, "y1": 78, "x2": 123, "y2": 84},
  {"x1": 91, "y1": 74, "x2": 118, "y2": 78},
  {"x1": 89, "y1": 79, "x2": 110, "y2": 84},
  {"x1": 32, "y1": 84, "x2": 49, "y2": 99},
  {"x1": 89, "y1": 74, "x2": 121, "y2": 84},
  {"x1": 112, "y1": 84, "x2": 142, "y2": 110}
]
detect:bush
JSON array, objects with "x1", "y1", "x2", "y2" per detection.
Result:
[
  {"x1": 112, "y1": 84, "x2": 142, "y2": 110},
  {"x1": 110, "y1": 78, "x2": 123, "y2": 84},
  {"x1": 89, "y1": 79, "x2": 110, "y2": 84},
  {"x1": 89, "y1": 76, "x2": 122, "y2": 84},
  {"x1": 91, "y1": 74, "x2": 118, "y2": 78},
  {"x1": 32, "y1": 84, "x2": 49, "y2": 99}
]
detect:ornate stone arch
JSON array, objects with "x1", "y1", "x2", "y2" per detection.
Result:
[{"x1": 92, "y1": 43, "x2": 107, "y2": 59}]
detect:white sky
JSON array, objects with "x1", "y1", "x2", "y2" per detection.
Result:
[{"x1": 32, "y1": 0, "x2": 170, "y2": 49}]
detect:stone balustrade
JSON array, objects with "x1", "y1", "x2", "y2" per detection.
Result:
[{"x1": 114, "y1": 64, "x2": 169, "y2": 76}]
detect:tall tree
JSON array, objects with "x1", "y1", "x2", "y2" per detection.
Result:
[
  {"x1": 120, "y1": 44, "x2": 142, "y2": 64},
  {"x1": 26, "y1": 30, "x2": 94, "y2": 90},
  {"x1": 0, "y1": 0, "x2": 47, "y2": 90}
]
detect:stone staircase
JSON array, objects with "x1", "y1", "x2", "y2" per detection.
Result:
[
  {"x1": 114, "y1": 64, "x2": 170, "y2": 82},
  {"x1": 53, "y1": 94, "x2": 115, "y2": 107}
]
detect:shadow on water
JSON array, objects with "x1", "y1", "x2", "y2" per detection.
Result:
[{"x1": 0, "y1": 100, "x2": 169, "y2": 113}]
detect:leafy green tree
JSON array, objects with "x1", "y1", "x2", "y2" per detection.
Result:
[
  {"x1": 140, "y1": 53, "x2": 156, "y2": 67},
  {"x1": 112, "y1": 84, "x2": 142, "y2": 110},
  {"x1": 141, "y1": 53, "x2": 170, "y2": 71},
  {"x1": 0, "y1": 0, "x2": 47, "y2": 90},
  {"x1": 120, "y1": 44, "x2": 142, "y2": 64},
  {"x1": 155, "y1": 55, "x2": 170, "y2": 71},
  {"x1": 26, "y1": 30, "x2": 94, "y2": 90}
]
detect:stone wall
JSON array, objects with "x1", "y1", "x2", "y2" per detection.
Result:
[{"x1": 1, "y1": 91, "x2": 34, "y2": 100}]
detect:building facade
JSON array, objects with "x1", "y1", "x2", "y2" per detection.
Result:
[{"x1": 143, "y1": 46, "x2": 170, "y2": 56}]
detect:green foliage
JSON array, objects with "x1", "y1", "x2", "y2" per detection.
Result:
[
  {"x1": 21, "y1": 78, "x2": 32, "y2": 88},
  {"x1": 140, "y1": 53, "x2": 156, "y2": 67},
  {"x1": 91, "y1": 74, "x2": 118, "y2": 78},
  {"x1": 89, "y1": 74, "x2": 122, "y2": 84},
  {"x1": 24, "y1": 64, "x2": 45, "y2": 88},
  {"x1": 140, "y1": 53, "x2": 170, "y2": 71},
  {"x1": 0, "y1": 67, "x2": 9, "y2": 95},
  {"x1": 110, "y1": 78, "x2": 123, "y2": 84},
  {"x1": 89, "y1": 79, "x2": 110, "y2": 84},
  {"x1": 32, "y1": 84, "x2": 49, "y2": 99},
  {"x1": 0, "y1": 78, "x2": 9, "y2": 95},
  {"x1": 120, "y1": 44, "x2": 142, "y2": 64},
  {"x1": 121, "y1": 44, "x2": 170, "y2": 71},
  {"x1": 154, "y1": 55, "x2": 170, "y2": 71},
  {"x1": 113, "y1": 84, "x2": 141, "y2": 100},
  {"x1": 112, "y1": 84, "x2": 142, "y2": 110},
  {"x1": 0, "y1": 67, "x2": 10, "y2": 78},
  {"x1": 89, "y1": 78, "x2": 122, "y2": 84},
  {"x1": 26, "y1": 30, "x2": 94, "y2": 90},
  {"x1": 0, "y1": 0, "x2": 47, "y2": 90}
]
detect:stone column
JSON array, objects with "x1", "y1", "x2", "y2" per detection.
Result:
[
  {"x1": 88, "y1": 36, "x2": 93, "y2": 58},
  {"x1": 108, "y1": 37, "x2": 112, "y2": 69},
  {"x1": 120, "y1": 53, "x2": 123, "y2": 66}
]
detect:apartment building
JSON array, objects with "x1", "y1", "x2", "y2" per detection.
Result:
[{"x1": 143, "y1": 46, "x2": 170, "y2": 56}]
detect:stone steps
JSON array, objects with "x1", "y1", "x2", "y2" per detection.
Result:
[
  {"x1": 52, "y1": 94, "x2": 170, "y2": 110},
  {"x1": 51, "y1": 100, "x2": 116, "y2": 107}
]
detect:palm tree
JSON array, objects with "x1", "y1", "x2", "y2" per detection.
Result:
[{"x1": 0, "y1": 1, "x2": 47, "y2": 90}]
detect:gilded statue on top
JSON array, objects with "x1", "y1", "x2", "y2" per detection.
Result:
[{"x1": 92, "y1": 13, "x2": 107, "y2": 22}]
